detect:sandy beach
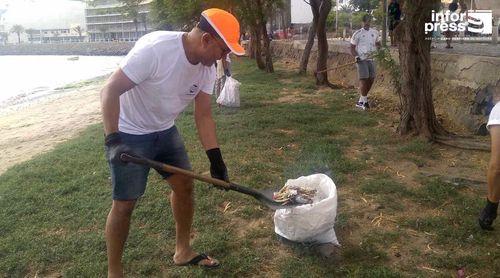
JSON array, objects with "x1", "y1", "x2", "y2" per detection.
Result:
[{"x1": 0, "y1": 81, "x2": 105, "y2": 175}]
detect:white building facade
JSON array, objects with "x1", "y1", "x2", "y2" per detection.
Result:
[{"x1": 85, "y1": 0, "x2": 153, "y2": 42}]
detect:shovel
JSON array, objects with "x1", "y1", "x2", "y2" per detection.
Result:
[{"x1": 120, "y1": 153, "x2": 299, "y2": 210}]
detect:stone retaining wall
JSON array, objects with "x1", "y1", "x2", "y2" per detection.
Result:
[
  {"x1": 0, "y1": 42, "x2": 134, "y2": 56},
  {"x1": 271, "y1": 40, "x2": 500, "y2": 134}
]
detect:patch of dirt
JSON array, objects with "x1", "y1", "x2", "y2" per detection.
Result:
[
  {"x1": 266, "y1": 88, "x2": 328, "y2": 107},
  {"x1": 275, "y1": 129, "x2": 298, "y2": 136},
  {"x1": 0, "y1": 84, "x2": 103, "y2": 175}
]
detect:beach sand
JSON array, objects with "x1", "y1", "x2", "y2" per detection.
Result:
[{"x1": 0, "y1": 82, "x2": 104, "y2": 175}]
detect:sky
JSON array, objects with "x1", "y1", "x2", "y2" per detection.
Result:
[{"x1": 0, "y1": 0, "x2": 85, "y2": 29}]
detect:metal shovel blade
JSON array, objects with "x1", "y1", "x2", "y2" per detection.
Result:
[{"x1": 227, "y1": 184, "x2": 300, "y2": 210}]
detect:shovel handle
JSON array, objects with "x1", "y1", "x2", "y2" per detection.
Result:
[
  {"x1": 315, "y1": 61, "x2": 357, "y2": 74},
  {"x1": 120, "y1": 153, "x2": 231, "y2": 189}
]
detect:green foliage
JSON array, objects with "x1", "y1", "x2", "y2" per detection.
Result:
[
  {"x1": 350, "y1": 0, "x2": 379, "y2": 12},
  {"x1": 373, "y1": 47, "x2": 401, "y2": 95},
  {"x1": 326, "y1": 9, "x2": 365, "y2": 31},
  {"x1": 152, "y1": 0, "x2": 231, "y2": 30},
  {"x1": 151, "y1": 0, "x2": 282, "y2": 31}
]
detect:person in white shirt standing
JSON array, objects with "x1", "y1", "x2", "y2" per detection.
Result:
[
  {"x1": 479, "y1": 84, "x2": 500, "y2": 231},
  {"x1": 100, "y1": 8, "x2": 245, "y2": 277},
  {"x1": 350, "y1": 14, "x2": 381, "y2": 110}
]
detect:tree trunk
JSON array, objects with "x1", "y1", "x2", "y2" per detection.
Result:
[
  {"x1": 260, "y1": 21, "x2": 274, "y2": 72},
  {"x1": 248, "y1": 33, "x2": 255, "y2": 59},
  {"x1": 315, "y1": 0, "x2": 333, "y2": 86},
  {"x1": 381, "y1": 0, "x2": 387, "y2": 47},
  {"x1": 251, "y1": 27, "x2": 266, "y2": 70},
  {"x1": 256, "y1": 0, "x2": 273, "y2": 73},
  {"x1": 397, "y1": 0, "x2": 446, "y2": 138},
  {"x1": 299, "y1": 14, "x2": 318, "y2": 74}
]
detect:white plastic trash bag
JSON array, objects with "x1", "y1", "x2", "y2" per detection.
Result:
[
  {"x1": 274, "y1": 174, "x2": 339, "y2": 245},
  {"x1": 216, "y1": 76, "x2": 241, "y2": 107}
]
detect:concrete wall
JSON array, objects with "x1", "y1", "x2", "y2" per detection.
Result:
[
  {"x1": 271, "y1": 40, "x2": 500, "y2": 134},
  {"x1": 0, "y1": 42, "x2": 134, "y2": 56}
]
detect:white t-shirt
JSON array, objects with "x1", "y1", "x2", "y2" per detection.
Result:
[
  {"x1": 350, "y1": 28, "x2": 380, "y2": 60},
  {"x1": 487, "y1": 102, "x2": 500, "y2": 130},
  {"x1": 119, "y1": 31, "x2": 216, "y2": 135}
]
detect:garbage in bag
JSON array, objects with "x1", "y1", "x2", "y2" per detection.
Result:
[
  {"x1": 216, "y1": 76, "x2": 241, "y2": 107},
  {"x1": 274, "y1": 174, "x2": 339, "y2": 245}
]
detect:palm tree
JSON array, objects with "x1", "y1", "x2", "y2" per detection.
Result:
[
  {"x1": 119, "y1": 0, "x2": 142, "y2": 39},
  {"x1": 339, "y1": 3, "x2": 353, "y2": 31},
  {"x1": 72, "y1": 25, "x2": 84, "y2": 42},
  {"x1": 10, "y1": 24, "x2": 25, "y2": 44}
]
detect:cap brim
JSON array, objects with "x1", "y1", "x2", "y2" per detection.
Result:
[{"x1": 228, "y1": 42, "x2": 245, "y2": 56}]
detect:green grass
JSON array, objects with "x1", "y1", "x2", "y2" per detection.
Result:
[{"x1": 0, "y1": 57, "x2": 498, "y2": 277}]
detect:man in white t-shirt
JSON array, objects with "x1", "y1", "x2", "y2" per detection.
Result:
[
  {"x1": 350, "y1": 14, "x2": 381, "y2": 110},
  {"x1": 100, "y1": 9, "x2": 245, "y2": 276},
  {"x1": 479, "y1": 84, "x2": 500, "y2": 230}
]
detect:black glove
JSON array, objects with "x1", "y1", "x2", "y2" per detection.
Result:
[
  {"x1": 355, "y1": 56, "x2": 362, "y2": 63},
  {"x1": 224, "y1": 68, "x2": 231, "y2": 77},
  {"x1": 206, "y1": 148, "x2": 229, "y2": 190},
  {"x1": 478, "y1": 199, "x2": 498, "y2": 231},
  {"x1": 105, "y1": 132, "x2": 134, "y2": 166}
]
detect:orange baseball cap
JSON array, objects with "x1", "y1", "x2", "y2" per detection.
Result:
[{"x1": 200, "y1": 8, "x2": 245, "y2": 56}]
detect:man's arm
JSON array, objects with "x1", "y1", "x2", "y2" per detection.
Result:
[
  {"x1": 488, "y1": 126, "x2": 500, "y2": 202},
  {"x1": 195, "y1": 91, "x2": 229, "y2": 185},
  {"x1": 350, "y1": 43, "x2": 359, "y2": 58},
  {"x1": 100, "y1": 69, "x2": 136, "y2": 135},
  {"x1": 194, "y1": 91, "x2": 218, "y2": 150}
]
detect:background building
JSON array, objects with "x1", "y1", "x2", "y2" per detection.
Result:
[
  {"x1": 85, "y1": 0, "x2": 153, "y2": 42},
  {"x1": 25, "y1": 27, "x2": 85, "y2": 43}
]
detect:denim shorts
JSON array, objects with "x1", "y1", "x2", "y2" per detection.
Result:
[{"x1": 106, "y1": 126, "x2": 191, "y2": 200}]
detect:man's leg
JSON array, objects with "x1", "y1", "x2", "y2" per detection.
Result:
[
  {"x1": 168, "y1": 174, "x2": 218, "y2": 266},
  {"x1": 355, "y1": 79, "x2": 370, "y2": 109},
  {"x1": 356, "y1": 61, "x2": 370, "y2": 109},
  {"x1": 106, "y1": 199, "x2": 136, "y2": 278},
  {"x1": 168, "y1": 174, "x2": 194, "y2": 259},
  {"x1": 360, "y1": 79, "x2": 370, "y2": 96},
  {"x1": 361, "y1": 60, "x2": 376, "y2": 108},
  {"x1": 366, "y1": 77, "x2": 375, "y2": 93}
]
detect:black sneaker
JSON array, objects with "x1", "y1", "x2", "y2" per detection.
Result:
[
  {"x1": 478, "y1": 202, "x2": 498, "y2": 231},
  {"x1": 363, "y1": 102, "x2": 370, "y2": 109}
]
